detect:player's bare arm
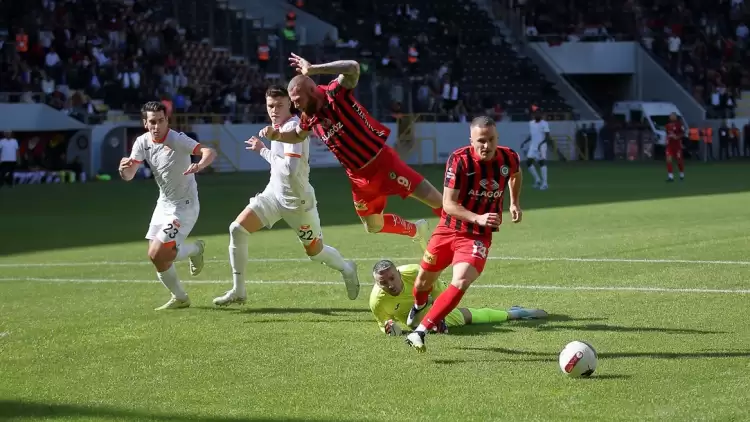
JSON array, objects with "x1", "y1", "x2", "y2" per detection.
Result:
[
  {"x1": 118, "y1": 157, "x2": 139, "y2": 181},
  {"x1": 508, "y1": 169, "x2": 523, "y2": 223},
  {"x1": 289, "y1": 53, "x2": 360, "y2": 89},
  {"x1": 443, "y1": 186, "x2": 499, "y2": 228},
  {"x1": 259, "y1": 125, "x2": 309, "y2": 144},
  {"x1": 184, "y1": 146, "x2": 216, "y2": 175}
]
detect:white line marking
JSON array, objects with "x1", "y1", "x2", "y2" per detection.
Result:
[
  {"x1": 1, "y1": 256, "x2": 748, "y2": 268},
  {"x1": 1, "y1": 277, "x2": 749, "y2": 294}
]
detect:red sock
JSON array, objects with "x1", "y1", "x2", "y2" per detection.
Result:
[
  {"x1": 379, "y1": 214, "x2": 416, "y2": 236},
  {"x1": 677, "y1": 157, "x2": 684, "y2": 172},
  {"x1": 420, "y1": 285, "x2": 465, "y2": 331},
  {"x1": 413, "y1": 285, "x2": 432, "y2": 308},
  {"x1": 666, "y1": 161, "x2": 673, "y2": 173},
  {"x1": 431, "y1": 206, "x2": 443, "y2": 217}
]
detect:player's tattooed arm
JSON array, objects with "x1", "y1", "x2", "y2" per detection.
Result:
[{"x1": 308, "y1": 60, "x2": 360, "y2": 89}]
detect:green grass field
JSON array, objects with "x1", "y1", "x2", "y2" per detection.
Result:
[{"x1": 1, "y1": 162, "x2": 749, "y2": 421}]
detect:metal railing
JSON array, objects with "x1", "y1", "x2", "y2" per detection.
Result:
[{"x1": 0, "y1": 91, "x2": 50, "y2": 104}]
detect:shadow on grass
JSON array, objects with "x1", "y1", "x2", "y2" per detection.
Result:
[
  {"x1": 457, "y1": 347, "x2": 750, "y2": 361},
  {"x1": 2, "y1": 162, "x2": 750, "y2": 257},
  {"x1": 533, "y1": 323, "x2": 726, "y2": 335},
  {"x1": 194, "y1": 306, "x2": 371, "y2": 316},
  {"x1": 0, "y1": 400, "x2": 364, "y2": 421}
]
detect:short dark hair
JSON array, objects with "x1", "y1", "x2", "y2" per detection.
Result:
[
  {"x1": 372, "y1": 259, "x2": 395, "y2": 274},
  {"x1": 266, "y1": 85, "x2": 289, "y2": 98},
  {"x1": 141, "y1": 101, "x2": 167, "y2": 119},
  {"x1": 470, "y1": 115, "x2": 496, "y2": 128}
]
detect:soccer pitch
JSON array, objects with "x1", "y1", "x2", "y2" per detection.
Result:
[{"x1": 1, "y1": 162, "x2": 749, "y2": 421}]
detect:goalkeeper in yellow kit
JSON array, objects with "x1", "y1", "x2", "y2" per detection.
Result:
[{"x1": 370, "y1": 260, "x2": 548, "y2": 335}]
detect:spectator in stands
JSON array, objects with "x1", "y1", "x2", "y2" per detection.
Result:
[{"x1": 0, "y1": 131, "x2": 19, "y2": 188}]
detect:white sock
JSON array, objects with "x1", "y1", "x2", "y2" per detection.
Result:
[
  {"x1": 310, "y1": 244, "x2": 347, "y2": 272},
  {"x1": 668, "y1": 173, "x2": 674, "y2": 179},
  {"x1": 679, "y1": 172, "x2": 684, "y2": 177},
  {"x1": 528, "y1": 165, "x2": 541, "y2": 183},
  {"x1": 175, "y1": 241, "x2": 200, "y2": 261},
  {"x1": 415, "y1": 324, "x2": 427, "y2": 333},
  {"x1": 229, "y1": 222, "x2": 249, "y2": 296},
  {"x1": 157, "y1": 265, "x2": 188, "y2": 300},
  {"x1": 540, "y1": 165, "x2": 548, "y2": 184}
]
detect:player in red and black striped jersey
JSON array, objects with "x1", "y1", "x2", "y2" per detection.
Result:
[
  {"x1": 664, "y1": 112, "x2": 685, "y2": 182},
  {"x1": 258, "y1": 53, "x2": 443, "y2": 249},
  {"x1": 404, "y1": 116, "x2": 524, "y2": 353}
]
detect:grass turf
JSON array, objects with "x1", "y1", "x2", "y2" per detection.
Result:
[{"x1": 0, "y1": 161, "x2": 749, "y2": 421}]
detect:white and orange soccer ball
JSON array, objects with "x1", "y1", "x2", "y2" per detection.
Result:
[{"x1": 558, "y1": 341, "x2": 598, "y2": 377}]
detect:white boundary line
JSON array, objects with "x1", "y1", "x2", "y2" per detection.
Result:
[
  {"x1": 1, "y1": 277, "x2": 749, "y2": 294},
  {"x1": 1, "y1": 256, "x2": 749, "y2": 268}
]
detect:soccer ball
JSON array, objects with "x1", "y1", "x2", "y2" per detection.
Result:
[{"x1": 558, "y1": 341, "x2": 597, "y2": 377}]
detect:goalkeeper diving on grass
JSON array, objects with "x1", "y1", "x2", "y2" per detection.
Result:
[{"x1": 369, "y1": 260, "x2": 548, "y2": 335}]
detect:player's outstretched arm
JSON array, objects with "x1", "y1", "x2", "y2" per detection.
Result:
[
  {"x1": 311, "y1": 60, "x2": 360, "y2": 89},
  {"x1": 289, "y1": 53, "x2": 360, "y2": 89},
  {"x1": 259, "y1": 125, "x2": 309, "y2": 144}
]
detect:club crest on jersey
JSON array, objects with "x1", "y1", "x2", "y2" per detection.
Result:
[
  {"x1": 389, "y1": 171, "x2": 397, "y2": 180},
  {"x1": 172, "y1": 219, "x2": 181, "y2": 228},
  {"x1": 353, "y1": 200, "x2": 368, "y2": 211},
  {"x1": 321, "y1": 118, "x2": 333, "y2": 129},
  {"x1": 500, "y1": 165, "x2": 510, "y2": 176},
  {"x1": 422, "y1": 250, "x2": 436, "y2": 265},
  {"x1": 300, "y1": 225, "x2": 310, "y2": 230}
]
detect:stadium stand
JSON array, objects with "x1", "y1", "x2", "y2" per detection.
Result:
[
  {"x1": 296, "y1": 0, "x2": 575, "y2": 121},
  {"x1": 637, "y1": 0, "x2": 742, "y2": 119},
  {"x1": 0, "y1": 0, "x2": 290, "y2": 124},
  {"x1": 520, "y1": 0, "x2": 743, "y2": 119}
]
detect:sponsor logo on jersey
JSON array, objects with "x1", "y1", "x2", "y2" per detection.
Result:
[
  {"x1": 479, "y1": 179, "x2": 500, "y2": 191},
  {"x1": 468, "y1": 189, "x2": 504, "y2": 198},
  {"x1": 422, "y1": 250, "x2": 436, "y2": 265},
  {"x1": 321, "y1": 121, "x2": 344, "y2": 142},
  {"x1": 445, "y1": 168, "x2": 455, "y2": 180},
  {"x1": 351, "y1": 101, "x2": 387, "y2": 138}
]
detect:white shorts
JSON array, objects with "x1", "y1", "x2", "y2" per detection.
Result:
[
  {"x1": 527, "y1": 142, "x2": 548, "y2": 160},
  {"x1": 145, "y1": 201, "x2": 200, "y2": 246},
  {"x1": 247, "y1": 191, "x2": 322, "y2": 246}
]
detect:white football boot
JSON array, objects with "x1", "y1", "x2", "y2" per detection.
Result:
[
  {"x1": 155, "y1": 295, "x2": 191, "y2": 311},
  {"x1": 213, "y1": 290, "x2": 247, "y2": 306},
  {"x1": 412, "y1": 219, "x2": 430, "y2": 250},
  {"x1": 342, "y1": 260, "x2": 360, "y2": 300},
  {"x1": 189, "y1": 240, "x2": 206, "y2": 276}
]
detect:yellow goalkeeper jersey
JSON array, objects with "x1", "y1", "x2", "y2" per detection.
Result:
[{"x1": 368, "y1": 264, "x2": 447, "y2": 333}]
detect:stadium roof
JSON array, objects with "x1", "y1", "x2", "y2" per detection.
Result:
[{"x1": 0, "y1": 104, "x2": 88, "y2": 131}]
